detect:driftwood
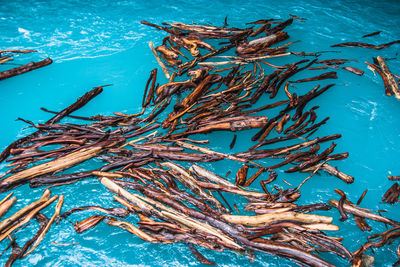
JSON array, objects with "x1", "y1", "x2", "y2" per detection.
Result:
[
  {"x1": 362, "y1": 31, "x2": 381, "y2": 38},
  {"x1": 0, "y1": 197, "x2": 17, "y2": 219},
  {"x1": 0, "y1": 189, "x2": 51, "y2": 233},
  {"x1": 58, "y1": 205, "x2": 129, "y2": 221},
  {"x1": 74, "y1": 215, "x2": 107, "y2": 234},
  {"x1": 376, "y1": 56, "x2": 400, "y2": 100},
  {"x1": 382, "y1": 183, "x2": 400, "y2": 204},
  {"x1": 0, "y1": 58, "x2": 52, "y2": 80},
  {"x1": 331, "y1": 40, "x2": 400, "y2": 49},
  {"x1": 0, "y1": 86, "x2": 105, "y2": 164},
  {"x1": 23, "y1": 195, "x2": 64, "y2": 257},
  {"x1": 4, "y1": 16, "x2": 396, "y2": 266},
  {"x1": 0, "y1": 141, "x2": 118, "y2": 192},
  {"x1": 329, "y1": 199, "x2": 400, "y2": 226},
  {"x1": 342, "y1": 67, "x2": 364, "y2": 76},
  {"x1": 301, "y1": 163, "x2": 354, "y2": 183}
]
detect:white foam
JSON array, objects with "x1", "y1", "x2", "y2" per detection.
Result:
[{"x1": 18, "y1": 27, "x2": 31, "y2": 37}]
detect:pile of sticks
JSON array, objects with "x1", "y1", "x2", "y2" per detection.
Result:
[{"x1": 0, "y1": 17, "x2": 399, "y2": 266}]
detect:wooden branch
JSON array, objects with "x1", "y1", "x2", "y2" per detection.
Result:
[{"x1": 0, "y1": 58, "x2": 52, "y2": 80}]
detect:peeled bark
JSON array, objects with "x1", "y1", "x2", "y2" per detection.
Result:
[{"x1": 222, "y1": 212, "x2": 333, "y2": 226}]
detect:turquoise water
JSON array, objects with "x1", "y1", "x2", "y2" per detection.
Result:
[{"x1": 1, "y1": 0, "x2": 400, "y2": 265}]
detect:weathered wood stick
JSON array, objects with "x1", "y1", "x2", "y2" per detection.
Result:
[
  {"x1": 331, "y1": 40, "x2": 400, "y2": 49},
  {"x1": 0, "y1": 86, "x2": 104, "y2": 164},
  {"x1": 194, "y1": 180, "x2": 268, "y2": 199},
  {"x1": 0, "y1": 58, "x2": 52, "y2": 80},
  {"x1": 74, "y1": 215, "x2": 106, "y2": 234},
  {"x1": 16, "y1": 213, "x2": 50, "y2": 260},
  {"x1": 0, "y1": 145, "x2": 105, "y2": 192},
  {"x1": 291, "y1": 71, "x2": 337, "y2": 83},
  {"x1": 176, "y1": 140, "x2": 251, "y2": 165},
  {"x1": 302, "y1": 223, "x2": 339, "y2": 231},
  {"x1": 301, "y1": 163, "x2": 354, "y2": 183},
  {"x1": 382, "y1": 183, "x2": 400, "y2": 204},
  {"x1": 0, "y1": 195, "x2": 58, "y2": 242},
  {"x1": 0, "y1": 189, "x2": 51, "y2": 233},
  {"x1": 92, "y1": 171, "x2": 123, "y2": 178},
  {"x1": 149, "y1": 41, "x2": 170, "y2": 79},
  {"x1": 243, "y1": 168, "x2": 265, "y2": 187},
  {"x1": 329, "y1": 199, "x2": 400, "y2": 226},
  {"x1": 23, "y1": 195, "x2": 64, "y2": 257},
  {"x1": 342, "y1": 67, "x2": 364, "y2": 76},
  {"x1": 222, "y1": 212, "x2": 333, "y2": 226},
  {"x1": 107, "y1": 219, "x2": 158, "y2": 243},
  {"x1": 388, "y1": 176, "x2": 400, "y2": 181},
  {"x1": 365, "y1": 61, "x2": 393, "y2": 96},
  {"x1": 46, "y1": 86, "x2": 105, "y2": 125},
  {"x1": 362, "y1": 31, "x2": 381, "y2": 38},
  {"x1": 172, "y1": 116, "x2": 269, "y2": 138},
  {"x1": 0, "y1": 193, "x2": 14, "y2": 206},
  {"x1": 376, "y1": 56, "x2": 400, "y2": 100},
  {"x1": 0, "y1": 197, "x2": 17, "y2": 219},
  {"x1": 189, "y1": 164, "x2": 236, "y2": 188},
  {"x1": 58, "y1": 205, "x2": 129, "y2": 221},
  {"x1": 0, "y1": 49, "x2": 37, "y2": 54},
  {"x1": 186, "y1": 243, "x2": 216, "y2": 265},
  {"x1": 235, "y1": 165, "x2": 249, "y2": 186}
]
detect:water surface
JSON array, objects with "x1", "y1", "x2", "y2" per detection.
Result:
[{"x1": 1, "y1": 0, "x2": 400, "y2": 266}]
